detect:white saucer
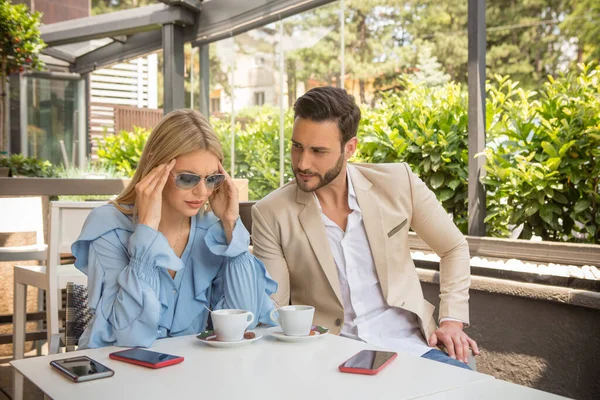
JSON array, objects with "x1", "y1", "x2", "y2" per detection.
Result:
[
  {"x1": 267, "y1": 326, "x2": 329, "y2": 342},
  {"x1": 196, "y1": 330, "x2": 263, "y2": 348}
]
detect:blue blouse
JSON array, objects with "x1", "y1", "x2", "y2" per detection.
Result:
[{"x1": 71, "y1": 204, "x2": 277, "y2": 349}]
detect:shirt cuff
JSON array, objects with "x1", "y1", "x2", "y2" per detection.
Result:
[
  {"x1": 439, "y1": 317, "x2": 467, "y2": 326},
  {"x1": 205, "y1": 218, "x2": 250, "y2": 258}
]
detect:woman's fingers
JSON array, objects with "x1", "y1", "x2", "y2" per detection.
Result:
[
  {"x1": 136, "y1": 163, "x2": 165, "y2": 193},
  {"x1": 155, "y1": 160, "x2": 176, "y2": 193}
]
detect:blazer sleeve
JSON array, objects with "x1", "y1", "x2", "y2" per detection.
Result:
[
  {"x1": 403, "y1": 163, "x2": 471, "y2": 325},
  {"x1": 251, "y1": 204, "x2": 291, "y2": 307}
]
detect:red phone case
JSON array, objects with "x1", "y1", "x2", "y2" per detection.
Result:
[
  {"x1": 109, "y1": 351, "x2": 184, "y2": 369},
  {"x1": 338, "y1": 351, "x2": 398, "y2": 375}
]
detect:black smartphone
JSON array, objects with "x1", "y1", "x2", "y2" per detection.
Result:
[
  {"x1": 50, "y1": 356, "x2": 114, "y2": 382},
  {"x1": 339, "y1": 350, "x2": 398, "y2": 375},
  {"x1": 109, "y1": 348, "x2": 184, "y2": 369}
]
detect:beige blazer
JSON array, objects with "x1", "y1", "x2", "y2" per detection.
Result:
[{"x1": 251, "y1": 163, "x2": 470, "y2": 340}]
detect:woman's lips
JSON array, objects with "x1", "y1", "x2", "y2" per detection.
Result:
[{"x1": 185, "y1": 200, "x2": 205, "y2": 209}]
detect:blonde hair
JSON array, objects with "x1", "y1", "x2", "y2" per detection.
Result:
[{"x1": 112, "y1": 109, "x2": 224, "y2": 215}]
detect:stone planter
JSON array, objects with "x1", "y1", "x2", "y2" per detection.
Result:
[{"x1": 418, "y1": 268, "x2": 600, "y2": 400}]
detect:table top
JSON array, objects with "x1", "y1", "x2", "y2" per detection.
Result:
[
  {"x1": 417, "y1": 378, "x2": 568, "y2": 399},
  {"x1": 11, "y1": 327, "x2": 494, "y2": 400}
]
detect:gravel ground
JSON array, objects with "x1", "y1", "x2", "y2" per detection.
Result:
[{"x1": 412, "y1": 251, "x2": 599, "y2": 280}]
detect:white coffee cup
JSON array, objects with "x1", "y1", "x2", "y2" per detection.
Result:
[
  {"x1": 270, "y1": 305, "x2": 315, "y2": 336},
  {"x1": 211, "y1": 309, "x2": 255, "y2": 342}
]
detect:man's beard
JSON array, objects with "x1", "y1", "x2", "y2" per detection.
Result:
[{"x1": 294, "y1": 153, "x2": 344, "y2": 193}]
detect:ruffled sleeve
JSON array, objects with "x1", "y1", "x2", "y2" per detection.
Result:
[
  {"x1": 71, "y1": 205, "x2": 182, "y2": 348},
  {"x1": 206, "y1": 218, "x2": 278, "y2": 327}
]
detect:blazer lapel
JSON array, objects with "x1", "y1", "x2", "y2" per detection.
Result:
[
  {"x1": 296, "y1": 187, "x2": 343, "y2": 308},
  {"x1": 348, "y1": 166, "x2": 390, "y2": 300}
]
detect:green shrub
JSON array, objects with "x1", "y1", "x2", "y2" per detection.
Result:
[
  {"x1": 96, "y1": 127, "x2": 151, "y2": 177},
  {"x1": 354, "y1": 78, "x2": 469, "y2": 232},
  {"x1": 212, "y1": 106, "x2": 295, "y2": 200},
  {"x1": 0, "y1": 153, "x2": 57, "y2": 177},
  {"x1": 482, "y1": 63, "x2": 600, "y2": 243},
  {"x1": 92, "y1": 65, "x2": 599, "y2": 243}
]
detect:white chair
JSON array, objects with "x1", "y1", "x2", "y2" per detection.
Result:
[
  {"x1": 13, "y1": 201, "x2": 107, "y2": 400},
  {"x1": 0, "y1": 197, "x2": 47, "y2": 262}
]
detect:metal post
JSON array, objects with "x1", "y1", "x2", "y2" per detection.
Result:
[
  {"x1": 279, "y1": 19, "x2": 285, "y2": 187},
  {"x1": 198, "y1": 44, "x2": 210, "y2": 116},
  {"x1": 467, "y1": 0, "x2": 486, "y2": 236},
  {"x1": 340, "y1": 0, "x2": 345, "y2": 90},
  {"x1": 77, "y1": 77, "x2": 86, "y2": 169},
  {"x1": 19, "y1": 75, "x2": 28, "y2": 156},
  {"x1": 190, "y1": 47, "x2": 195, "y2": 108},
  {"x1": 230, "y1": 37, "x2": 235, "y2": 178},
  {"x1": 162, "y1": 24, "x2": 185, "y2": 113}
]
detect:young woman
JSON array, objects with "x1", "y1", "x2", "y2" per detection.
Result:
[{"x1": 71, "y1": 109, "x2": 277, "y2": 348}]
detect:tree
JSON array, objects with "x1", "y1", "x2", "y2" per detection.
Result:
[
  {"x1": 0, "y1": 0, "x2": 45, "y2": 153},
  {"x1": 283, "y1": 1, "x2": 413, "y2": 105},
  {"x1": 411, "y1": 43, "x2": 451, "y2": 87},
  {"x1": 561, "y1": 0, "x2": 600, "y2": 62}
]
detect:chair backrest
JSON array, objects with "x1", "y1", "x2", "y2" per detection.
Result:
[
  {"x1": 0, "y1": 197, "x2": 45, "y2": 246},
  {"x1": 239, "y1": 201, "x2": 256, "y2": 235},
  {"x1": 65, "y1": 282, "x2": 92, "y2": 351},
  {"x1": 48, "y1": 201, "x2": 108, "y2": 270}
]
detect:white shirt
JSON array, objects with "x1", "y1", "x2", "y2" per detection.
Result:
[{"x1": 314, "y1": 171, "x2": 432, "y2": 356}]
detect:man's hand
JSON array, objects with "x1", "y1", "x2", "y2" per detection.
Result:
[{"x1": 428, "y1": 320, "x2": 480, "y2": 363}]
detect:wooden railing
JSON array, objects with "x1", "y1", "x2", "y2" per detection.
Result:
[
  {"x1": 114, "y1": 105, "x2": 164, "y2": 133},
  {"x1": 88, "y1": 105, "x2": 163, "y2": 160}
]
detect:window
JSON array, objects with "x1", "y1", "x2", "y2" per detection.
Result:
[
  {"x1": 254, "y1": 91, "x2": 265, "y2": 106},
  {"x1": 210, "y1": 97, "x2": 221, "y2": 113}
]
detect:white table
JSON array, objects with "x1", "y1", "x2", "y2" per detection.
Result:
[
  {"x1": 416, "y1": 379, "x2": 568, "y2": 399},
  {"x1": 11, "y1": 327, "x2": 495, "y2": 400}
]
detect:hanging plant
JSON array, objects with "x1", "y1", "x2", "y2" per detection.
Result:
[{"x1": 0, "y1": 0, "x2": 46, "y2": 152}]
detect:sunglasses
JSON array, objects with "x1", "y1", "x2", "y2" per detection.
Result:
[{"x1": 171, "y1": 172, "x2": 226, "y2": 190}]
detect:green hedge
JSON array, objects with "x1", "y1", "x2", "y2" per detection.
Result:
[
  {"x1": 95, "y1": 64, "x2": 600, "y2": 243},
  {"x1": 0, "y1": 154, "x2": 57, "y2": 177},
  {"x1": 355, "y1": 78, "x2": 469, "y2": 231},
  {"x1": 212, "y1": 106, "x2": 295, "y2": 200},
  {"x1": 482, "y1": 64, "x2": 600, "y2": 243},
  {"x1": 96, "y1": 126, "x2": 150, "y2": 177}
]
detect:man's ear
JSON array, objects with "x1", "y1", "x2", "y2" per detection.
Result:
[{"x1": 344, "y1": 137, "x2": 358, "y2": 160}]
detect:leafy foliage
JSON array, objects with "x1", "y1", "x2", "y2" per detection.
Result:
[
  {"x1": 0, "y1": 0, "x2": 45, "y2": 74},
  {"x1": 96, "y1": 127, "x2": 151, "y2": 177},
  {"x1": 212, "y1": 106, "x2": 295, "y2": 200},
  {"x1": 0, "y1": 153, "x2": 56, "y2": 177},
  {"x1": 94, "y1": 66, "x2": 599, "y2": 243},
  {"x1": 482, "y1": 63, "x2": 600, "y2": 243},
  {"x1": 354, "y1": 78, "x2": 469, "y2": 231},
  {"x1": 0, "y1": 0, "x2": 45, "y2": 151}
]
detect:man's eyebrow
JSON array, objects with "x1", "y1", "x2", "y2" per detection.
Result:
[{"x1": 291, "y1": 140, "x2": 330, "y2": 151}]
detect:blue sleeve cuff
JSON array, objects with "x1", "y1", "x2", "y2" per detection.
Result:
[
  {"x1": 204, "y1": 218, "x2": 250, "y2": 258},
  {"x1": 129, "y1": 224, "x2": 185, "y2": 272}
]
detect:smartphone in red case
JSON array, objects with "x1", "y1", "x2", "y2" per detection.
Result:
[
  {"x1": 109, "y1": 348, "x2": 184, "y2": 369},
  {"x1": 339, "y1": 350, "x2": 397, "y2": 375}
]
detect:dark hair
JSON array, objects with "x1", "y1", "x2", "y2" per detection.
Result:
[{"x1": 293, "y1": 86, "x2": 361, "y2": 144}]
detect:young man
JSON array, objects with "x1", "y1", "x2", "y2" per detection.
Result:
[{"x1": 252, "y1": 87, "x2": 479, "y2": 368}]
